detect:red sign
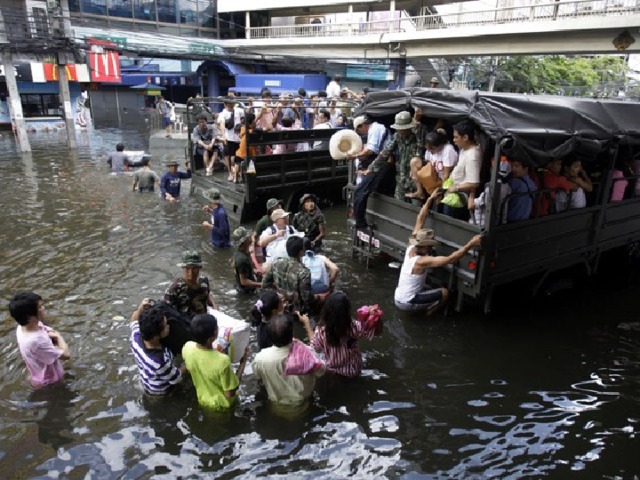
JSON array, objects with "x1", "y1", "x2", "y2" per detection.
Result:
[
  {"x1": 89, "y1": 50, "x2": 121, "y2": 83},
  {"x1": 43, "y1": 64, "x2": 79, "y2": 82}
]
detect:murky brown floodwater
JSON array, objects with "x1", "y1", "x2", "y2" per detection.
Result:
[{"x1": 1, "y1": 127, "x2": 640, "y2": 479}]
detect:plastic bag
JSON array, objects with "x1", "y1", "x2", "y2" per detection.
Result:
[
  {"x1": 356, "y1": 304, "x2": 383, "y2": 330},
  {"x1": 284, "y1": 340, "x2": 324, "y2": 376}
]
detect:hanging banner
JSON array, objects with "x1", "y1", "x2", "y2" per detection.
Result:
[{"x1": 89, "y1": 50, "x2": 122, "y2": 83}]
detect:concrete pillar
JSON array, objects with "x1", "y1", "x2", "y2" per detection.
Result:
[
  {"x1": 2, "y1": 52, "x2": 31, "y2": 152},
  {"x1": 208, "y1": 67, "x2": 221, "y2": 112},
  {"x1": 397, "y1": 57, "x2": 407, "y2": 89},
  {"x1": 245, "y1": 11, "x2": 250, "y2": 39},
  {"x1": 348, "y1": 4, "x2": 354, "y2": 35},
  {"x1": 389, "y1": 0, "x2": 396, "y2": 32},
  {"x1": 57, "y1": 56, "x2": 78, "y2": 149}
]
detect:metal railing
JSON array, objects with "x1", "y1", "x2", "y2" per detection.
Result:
[
  {"x1": 248, "y1": 0, "x2": 640, "y2": 39},
  {"x1": 0, "y1": 7, "x2": 71, "y2": 52}
]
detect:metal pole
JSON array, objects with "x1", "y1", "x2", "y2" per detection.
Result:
[
  {"x1": 57, "y1": 58, "x2": 78, "y2": 149},
  {"x1": 2, "y1": 52, "x2": 31, "y2": 152}
]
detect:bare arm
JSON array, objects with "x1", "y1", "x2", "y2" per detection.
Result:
[
  {"x1": 296, "y1": 312, "x2": 314, "y2": 342},
  {"x1": 415, "y1": 235, "x2": 482, "y2": 270},
  {"x1": 412, "y1": 190, "x2": 440, "y2": 235},
  {"x1": 131, "y1": 298, "x2": 152, "y2": 321},
  {"x1": 324, "y1": 258, "x2": 340, "y2": 286}
]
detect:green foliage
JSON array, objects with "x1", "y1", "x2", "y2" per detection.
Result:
[{"x1": 460, "y1": 55, "x2": 628, "y2": 97}]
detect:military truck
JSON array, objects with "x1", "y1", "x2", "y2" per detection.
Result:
[
  {"x1": 185, "y1": 96, "x2": 351, "y2": 223},
  {"x1": 346, "y1": 88, "x2": 640, "y2": 313}
]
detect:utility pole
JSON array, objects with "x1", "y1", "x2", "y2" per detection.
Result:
[
  {"x1": 0, "y1": 8, "x2": 31, "y2": 152},
  {"x1": 488, "y1": 57, "x2": 498, "y2": 92},
  {"x1": 57, "y1": 0, "x2": 77, "y2": 149},
  {"x1": 2, "y1": 52, "x2": 31, "y2": 152}
]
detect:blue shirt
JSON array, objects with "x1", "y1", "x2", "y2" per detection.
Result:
[
  {"x1": 507, "y1": 174, "x2": 537, "y2": 222},
  {"x1": 160, "y1": 170, "x2": 192, "y2": 199},
  {"x1": 365, "y1": 122, "x2": 391, "y2": 154},
  {"x1": 211, "y1": 205, "x2": 231, "y2": 248}
]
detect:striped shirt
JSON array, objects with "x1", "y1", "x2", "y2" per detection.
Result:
[
  {"x1": 130, "y1": 322, "x2": 182, "y2": 395},
  {"x1": 311, "y1": 320, "x2": 375, "y2": 378}
]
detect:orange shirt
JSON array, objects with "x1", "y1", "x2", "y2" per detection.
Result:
[{"x1": 236, "y1": 127, "x2": 257, "y2": 159}]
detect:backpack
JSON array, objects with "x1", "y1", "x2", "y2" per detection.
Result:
[
  {"x1": 224, "y1": 113, "x2": 234, "y2": 130},
  {"x1": 148, "y1": 301, "x2": 194, "y2": 356},
  {"x1": 269, "y1": 225, "x2": 295, "y2": 235}
]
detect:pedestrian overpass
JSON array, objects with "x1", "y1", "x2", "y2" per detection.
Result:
[{"x1": 223, "y1": 0, "x2": 640, "y2": 58}]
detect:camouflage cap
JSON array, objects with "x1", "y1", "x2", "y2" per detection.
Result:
[
  {"x1": 266, "y1": 198, "x2": 283, "y2": 211},
  {"x1": 177, "y1": 250, "x2": 204, "y2": 267},
  {"x1": 232, "y1": 226, "x2": 252, "y2": 246}
]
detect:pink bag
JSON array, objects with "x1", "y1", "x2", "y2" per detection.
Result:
[
  {"x1": 284, "y1": 340, "x2": 324, "y2": 376},
  {"x1": 356, "y1": 304, "x2": 383, "y2": 330}
]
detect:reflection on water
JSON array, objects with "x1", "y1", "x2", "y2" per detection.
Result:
[{"x1": 1, "y1": 129, "x2": 640, "y2": 478}]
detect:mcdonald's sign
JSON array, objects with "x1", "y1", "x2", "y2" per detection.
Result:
[{"x1": 89, "y1": 50, "x2": 121, "y2": 83}]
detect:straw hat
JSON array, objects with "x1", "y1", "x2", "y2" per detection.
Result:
[
  {"x1": 409, "y1": 228, "x2": 437, "y2": 248},
  {"x1": 329, "y1": 130, "x2": 363, "y2": 160}
]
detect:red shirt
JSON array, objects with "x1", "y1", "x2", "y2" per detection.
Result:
[{"x1": 534, "y1": 170, "x2": 575, "y2": 217}]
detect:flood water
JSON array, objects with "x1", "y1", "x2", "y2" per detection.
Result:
[{"x1": 1, "y1": 127, "x2": 640, "y2": 479}]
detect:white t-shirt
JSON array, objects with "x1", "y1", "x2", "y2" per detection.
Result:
[
  {"x1": 326, "y1": 81, "x2": 341, "y2": 99},
  {"x1": 221, "y1": 107, "x2": 243, "y2": 142},
  {"x1": 450, "y1": 145, "x2": 481, "y2": 187},
  {"x1": 425, "y1": 143, "x2": 458, "y2": 180}
]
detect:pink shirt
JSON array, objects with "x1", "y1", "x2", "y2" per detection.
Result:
[
  {"x1": 16, "y1": 322, "x2": 64, "y2": 387},
  {"x1": 311, "y1": 320, "x2": 375, "y2": 377}
]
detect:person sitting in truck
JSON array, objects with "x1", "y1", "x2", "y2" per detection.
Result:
[
  {"x1": 469, "y1": 158, "x2": 512, "y2": 228},
  {"x1": 560, "y1": 158, "x2": 593, "y2": 210},
  {"x1": 534, "y1": 158, "x2": 578, "y2": 216},
  {"x1": 192, "y1": 115, "x2": 223, "y2": 176},
  {"x1": 441, "y1": 121, "x2": 482, "y2": 221},
  {"x1": 506, "y1": 158, "x2": 537, "y2": 222},
  {"x1": 273, "y1": 116, "x2": 302, "y2": 154}
]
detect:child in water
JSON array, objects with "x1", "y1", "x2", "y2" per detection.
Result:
[
  {"x1": 311, "y1": 291, "x2": 382, "y2": 378},
  {"x1": 181, "y1": 314, "x2": 248, "y2": 410}
]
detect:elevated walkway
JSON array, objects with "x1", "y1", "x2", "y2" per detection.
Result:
[{"x1": 225, "y1": 0, "x2": 640, "y2": 57}]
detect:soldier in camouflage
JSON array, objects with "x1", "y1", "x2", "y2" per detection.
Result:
[
  {"x1": 292, "y1": 193, "x2": 326, "y2": 250},
  {"x1": 367, "y1": 111, "x2": 422, "y2": 202},
  {"x1": 261, "y1": 236, "x2": 314, "y2": 314},
  {"x1": 164, "y1": 251, "x2": 218, "y2": 316}
]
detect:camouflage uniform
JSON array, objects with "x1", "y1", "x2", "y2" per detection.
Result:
[
  {"x1": 254, "y1": 214, "x2": 271, "y2": 238},
  {"x1": 370, "y1": 131, "x2": 421, "y2": 202},
  {"x1": 261, "y1": 257, "x2": 313, "y2": 314},
  {"x1": 292, "y1": 207, "x2": 326, "y2": 246},
  {"x1": 164, "y1": 276, "x2": 210, "y2": 316}
]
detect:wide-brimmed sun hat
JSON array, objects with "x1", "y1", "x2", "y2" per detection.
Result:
[
  {"x1": 232, "y1": 226, "x2": 252, "y2": 246},
  {"x1": 204, "y1": 187, "x2": 222, "y2": 203},
  {"x1": 177, "y1": 250, "x2": 204, "y2": 267},
  {"x1": 266, "y1": 198, "x2": 283, "y2": 211},
  {"x1": 299, "y1": 193, "x2": 318, "y2": 206},
  {"x1": 270, "y1": 208, "x2": 290, "y2": 222},
  {"x1": 165, "y1": 159, "x2": 179, "y2": 167},
  {"x1": 409, "y1": 228, "x2": 437, "y2": 248},
  {"x1": 430, "y1": 76, "x2": 440, "y2": 84},
  {"x1": 329, "y1": 130, "x2": 363, "y2": 160},
  {"x1": 391, "y1": 111, "x2": 416, "y2": 130}
]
